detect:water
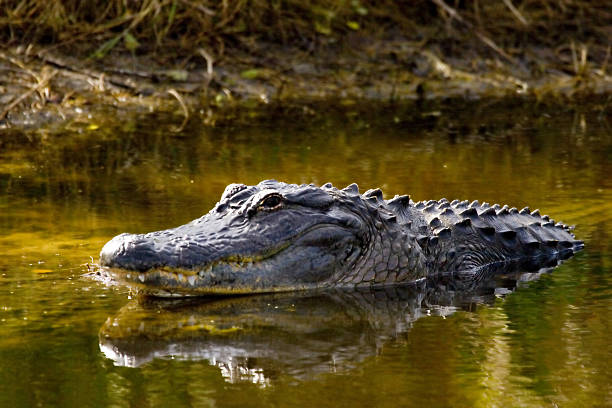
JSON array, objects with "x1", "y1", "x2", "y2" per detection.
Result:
[{"x1": 0, "y1": 99, "x2": 610, "y2": 407}]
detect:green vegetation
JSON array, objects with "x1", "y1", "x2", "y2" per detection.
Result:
[{"x1": 0, "y1": 1, "x2": 610, "y2": 125}]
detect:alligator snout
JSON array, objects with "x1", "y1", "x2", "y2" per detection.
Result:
[
  {"x1": 99, "y1": 233, "x2": 166, "y2": 272},
  {"x1": 99, "y1": 229, "x2": 242, "y2": 273}
]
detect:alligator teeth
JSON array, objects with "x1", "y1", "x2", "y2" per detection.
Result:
[
  {"x1": 138, "y1": 273, "x2": 145, "y2": 282},
  {"x1": 187, "y1": 275, "x2": 196, "y2": 286}
]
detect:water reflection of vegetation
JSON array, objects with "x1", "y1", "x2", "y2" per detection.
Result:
[{"x1": 2, "y1": 99, "x2": 610, "y2": 206}]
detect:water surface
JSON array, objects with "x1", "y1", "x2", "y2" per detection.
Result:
[{"x1": 0, "y1": 99, "x2": 610, "y2": 407}]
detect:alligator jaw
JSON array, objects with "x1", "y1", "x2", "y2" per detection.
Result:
[{"x1": 100, "y1": 264, "x2": 318, "y2": 297}]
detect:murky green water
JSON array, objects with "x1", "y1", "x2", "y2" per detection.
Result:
[{"x1": 0, "y1": 99, "x2": 610, "y2": 407}]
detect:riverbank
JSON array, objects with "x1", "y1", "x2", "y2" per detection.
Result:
[{"x1": 1, "y1": 0, "x2": 610, "y2": 128}]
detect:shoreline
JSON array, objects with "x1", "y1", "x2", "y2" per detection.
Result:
[{"x1": 1, "y1": 0, "x2": 610, "y2": 128}]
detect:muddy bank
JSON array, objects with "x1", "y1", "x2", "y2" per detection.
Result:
[{"x1": 1, "y1": 1, "x2": 610, "y2": 128}]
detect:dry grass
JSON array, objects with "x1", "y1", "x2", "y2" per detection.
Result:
[{"x1": 0, "y1": 0, "x2": 608, "y2": 69}]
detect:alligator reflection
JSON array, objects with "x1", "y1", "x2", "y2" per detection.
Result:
[{"x1": 99, "y1": 264, "x2": 556, "y2": 385}]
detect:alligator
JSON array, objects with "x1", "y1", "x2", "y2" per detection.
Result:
[{"x1": 98, "y1": 180, "x2": 583, "y2": 297}]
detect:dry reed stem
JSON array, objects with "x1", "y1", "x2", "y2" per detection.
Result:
[
  {"x1": 0, "y1": 70, "x2": 57, "y2": 120},
  {"x1": 167, "y1": 88, "x2": 190, "y2": 132}
]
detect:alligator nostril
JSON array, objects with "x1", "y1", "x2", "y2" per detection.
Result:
[
  {"x1": 99, "y1": 233, "x2": 158, "y2": 271},
  {"x1": 99, "y1": 233, "x2": 133, "y2": 267}
]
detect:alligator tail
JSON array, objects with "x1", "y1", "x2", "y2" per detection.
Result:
[{"x1": 414, "y1": 198, "x2": 583, "y2": 272}]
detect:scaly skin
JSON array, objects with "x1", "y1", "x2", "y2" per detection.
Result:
[{"x1": 98, "y1": 180, "x2": 583, "y2": 297}]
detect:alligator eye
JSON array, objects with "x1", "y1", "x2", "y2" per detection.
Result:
[{"x1": 258, "y1": 194, "x2": 283, "y2": 211}]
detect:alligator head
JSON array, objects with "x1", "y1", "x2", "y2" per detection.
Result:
[{"x1": 99, "y1": 180, "x2": 414, "y2": 296}]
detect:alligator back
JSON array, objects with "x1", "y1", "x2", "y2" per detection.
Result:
[{"x1": 409, "y1": 198, "x2": 583, "y2": 274}]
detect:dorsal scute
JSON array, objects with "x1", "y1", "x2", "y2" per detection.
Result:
[
  {"x1": 413, "y1": 197, "x2": 580, "y2": 254},
  {"x1": 343, "y1": 183, "x2": 360, "y2": 195},
  {"x1": 364, "y1": 188, "x2": 384, "y2": 201},
  {"x1": 387, "y1": 194, "x2": 411, "y2": 208},
  {"x1": 459, "y1": 208, "x2": 478, "y2": 218},
  {"x1": 452, "y1": 199, "x2": 469, "y2": 209}
]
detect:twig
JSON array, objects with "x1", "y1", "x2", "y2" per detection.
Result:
[
  {"x1": 198, "y1": 48, "x2": 214, "y2": 78},
  {"x1": 177, "y1": 0, "x2": 215, "y2": 16},
  {"x1": 502, "y1": 0, "x2": 528, "y2": 26},
  {"x1": 601, "y1": 45, "x2": 610, "y2": 76},
  {"x1": 0, "y1": 50, "x2": 40, "y2": 83},
  {"x1": 430, "y1": 0, "x2": 518, "y2": 66},
  {"x1": 0, "y1": 70, "x2": 57, "y2": 120},
  {"x1": 36, "y1": 52, "x2": 136, "y2": 90},
  {"x1": 167, "y1": 88, "x2": 190, "y2": 132},
  {"x1": 198, "y1": 48, "x2": 215, "y2": 93}
]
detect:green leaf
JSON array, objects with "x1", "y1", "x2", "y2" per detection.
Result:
[
  {"x1": 90, "y1": 35, "x2": 121, "y2": 59},
  {"x1": 346, "y1": 21, "x2": 360, "y2": 30},
  {"x1": 355, "y1": 6, "x2": 368, "y2": 16},
  {"x1": 165, "y1": 69, "x2": 188, "y2": 81},
  {"x1": 314, "y1": 21, "x2": 332, "y2": 35},
  {"x1": 351, "y1": 0, "x2": 368, "y2": 15},
  {"x1": 167, "y1": 0, "x2": 177, "y2": 25},
  {"x1": 311, "y1": 6, "x2": 335, "y2": 20},
  {"x1": 124, "y1": 32, "x2": 140, "y2": 51},
  {"x1": 240, "y1": 69, "x2": 262, "y2": 80}
]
